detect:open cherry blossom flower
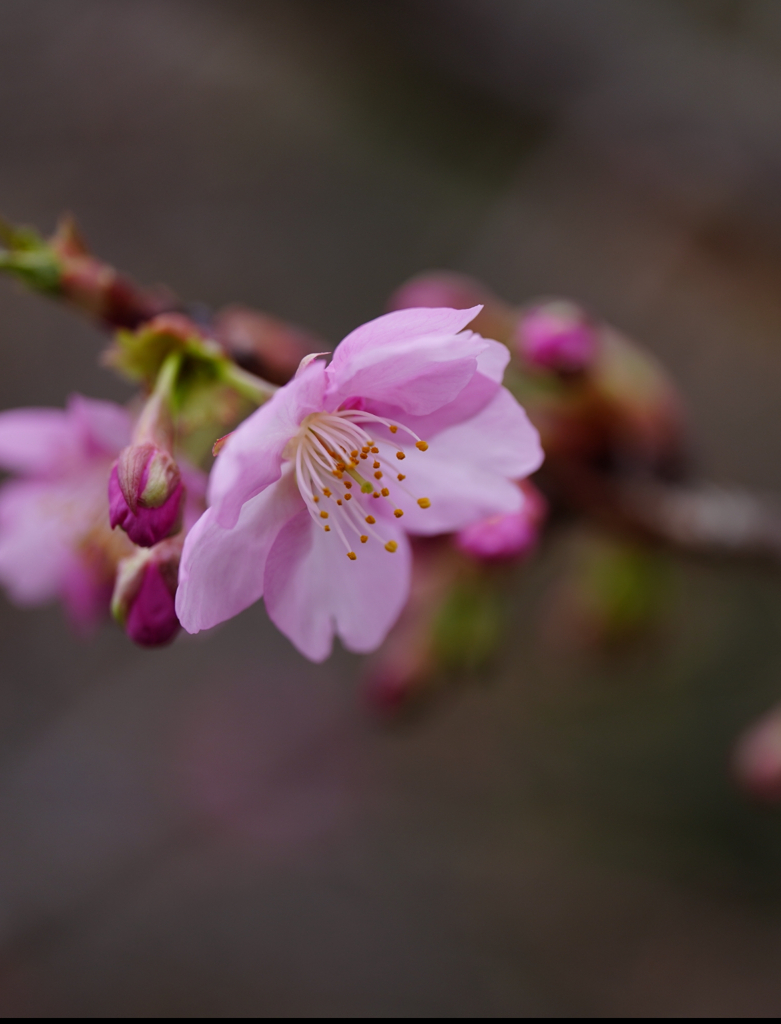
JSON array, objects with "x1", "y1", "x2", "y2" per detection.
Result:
[
  {"x1": 177, "y1": 306, "x2": 543, "y2": 661},
  {"x1": 0, "y1": 394, "x2": 134, "y2": 628}
]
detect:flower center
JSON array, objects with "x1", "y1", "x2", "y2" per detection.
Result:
[{"x1": 288, "y1": 409, "x2": 430, "y2": 559}]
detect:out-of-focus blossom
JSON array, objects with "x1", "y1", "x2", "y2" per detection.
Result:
[
  {"x1": 0, "y1": 394, "x2": 134, "y2": 628},
  {"x1": 177, "y1": 306, "x2": 543, "y2": 661},
  {"x1": 516, "y1": 300, "x2": 598, "y2": 373},
  {"x1": 732, "y1": 706, "x2": 781, "y2": 802},
  {"x1": 112, "y1": 536, "x2": 182, "y2": 646},
  {"x1": 455, "y1": 480, "x2": 547, "y2": 561}
]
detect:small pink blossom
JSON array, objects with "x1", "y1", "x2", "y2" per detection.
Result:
[
  {"x1": 517, "y1": 300, "x2": 597, "y2": 373},
  {"x1": 0, "y1": 394, "x2": 134, "y2": 628},
  {"x1": 177, "y1": 306, "x2": 543, "y2": 661},
  {"x1": 455, "y1": 481, "x2": 547, "y2": 561}
]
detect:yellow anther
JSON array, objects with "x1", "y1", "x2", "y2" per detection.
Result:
[
  {"x1": 336, "y1": 499, "x2": 342, "y2": 506},
  {"x1": 396, "y1": 451, "x2": 405, "y2": 460},
  {"x1": 323, "y1": 488, "x2": 331, "y2": 497},
  {"x1": 385, "y1": 540, "x2": 398, "y2": 553},
  {"x1": 362, "y1": 445, "x2": 370, "y2": 452},
  {"x1": 360, "y1": 453, "x2": 368, "y2": 460},
  {"x1": 397, "y1": 473, "x2": 405, "y2": 481},
  {"x1": 373, "y1": 492, "x2": 381, "y2": 498},
  {"x1": 347, "y1": 551, "x2": 357, "y2": 560},
  {"x1": 344, "y1": 480, "x2": 352, "y2": 489},
  {"x1": 350, "y1": 450, "x2": 359, "y2": 458},
  {"x1": 360, "y1": 535, "x2": 368, "y2": 543},
  {"x1": 389, "y1": 425, "x2": 398, "y2": 434},
  {"x1": 366, "y1": 515, "x2": 376, "y2": 524},
  {"x1": 415, "y1": 440, "x2": 429, "y2": 451},
  {"x1": 320, "y1": 510, "x2": 329, "y2": 519},
  {"x1": 313, "y1": 495, "x2": 320, "y2": 502},
  {"x1": 374, "y1": 471, "x2": 382, "y2": 480},
  {"x1": 417, "y1": 497, "x2": 431, "y2": 508},
  {"x1": 393, "y1": 509, "x2": 403, "y2": 518},
  {"x1": 381, "y1": 488, "x2": 389, "y2": 497},
  {"x1": 344, "y1": 493, "x2": 352, "y2": 500},
  {"x1": 373, "y1": 461, "x2": 380, "y2": 469},
  {"x1": 370, "y1": 446, "x2": 379, "y2": 453},
  {"x1": 324, "y1": 525, "x2": 330, "y2": 532}
]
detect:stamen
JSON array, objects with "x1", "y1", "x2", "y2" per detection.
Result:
[{"x1": 290, "y1": 409, "x2": 434, "y2": 558}]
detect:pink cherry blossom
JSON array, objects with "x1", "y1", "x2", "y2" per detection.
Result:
[
  {"x1": 177, "y1": 306, "x2": 543, "y2": 661},
  {"x1": 0, "y1": 394, "x2": 134, "y2": 628}
]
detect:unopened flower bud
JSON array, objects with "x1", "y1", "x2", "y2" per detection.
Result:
[
  {"x1": 732, "y1": 706, "x2": 781, "y2": 802},
  {"x1": 112, "y1": 539, "x2": 181, "y2": 646},
  {"x1": 109, "y1": 443, "x2": 184, "y2": 547},
  {"x1": 455, "y1": 482, "x2": 547, "y2": 561},
  {"x1": 516, "y1": 300, "x2": 597, "y2": 373}
]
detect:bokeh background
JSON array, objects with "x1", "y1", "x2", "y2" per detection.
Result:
[{"x1": 3, "y1": 0, "x2": 781, "y2": 1014}]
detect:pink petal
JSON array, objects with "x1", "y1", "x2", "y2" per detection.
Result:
[
  {"x1": 176, "y1": 470, "x2": 303, "y2": 633},
  {"x1": 330, "y1": 305, "x2": 483, "y2": 368},
  {"x1": 378, "y1": 387, "x2": 544, "y2": 535},
  {"x1": 365, "y1": 337, "x2": 510, "y2": 440},
  {"x1": 263, "y1": 510, "x2": 411, "y2": 662},
  {"x1": 0, "y1": 408, "x2": 79, "y2": 477},
  {"x1": 427, "y1": 386, "x2": 543, "y2": 479},
  {"x1": 327, "y1": 331, "x2": 488, "y2": 417},
  {"x1": 0, "y1": 479, "x2": 75, "y2": 602},
  {"x1": 208, "y1": 360, "x2": 327, "y2": 529}
]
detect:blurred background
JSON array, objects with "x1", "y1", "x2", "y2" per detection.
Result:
[{"x1": 3, "y1": 0, "x2": 781, "y2": 1014}]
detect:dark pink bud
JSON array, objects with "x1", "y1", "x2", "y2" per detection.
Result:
[
  {"x1": 112, "y1": 540, "x2": 180, "y2": 646},
  {"x1": 109, "y1": 444, "x2": 184, "y2": 547},
  {"x1": 455, "y1": 482, "x2": 547, "y2": 561},
  {"x1": 516, "y1": 300, "x2": 597, "y2": 373}
]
